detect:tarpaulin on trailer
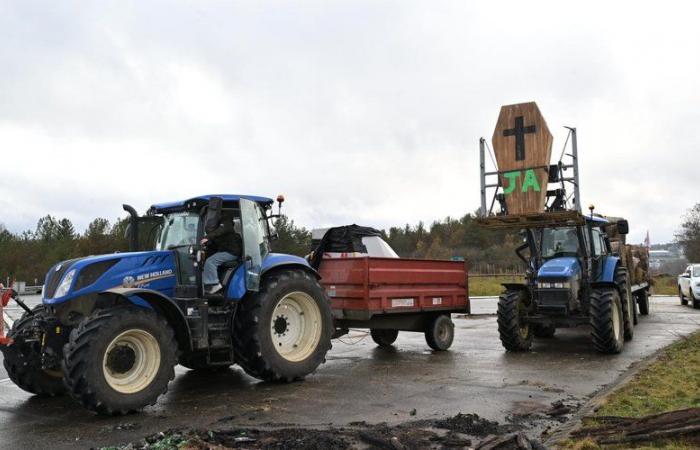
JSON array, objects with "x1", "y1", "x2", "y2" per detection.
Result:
[{"x1": 310, "y1": 225, "x2": 382, "y2": 269}]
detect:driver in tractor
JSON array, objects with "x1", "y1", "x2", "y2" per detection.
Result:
[{"x1": 200, "y1": 199, "x2": 242, "y2": 294}]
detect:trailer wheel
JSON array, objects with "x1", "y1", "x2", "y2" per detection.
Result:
[
  {"x1": 637, "y1": 289, "x2": 650, "y2": 316},
  {"x1": 62, "y1": 306, "x2": 177, "y2": 415},
  {"x1": 616, "y1": 267, "x2": 634, "y2": 341},
  {"x1": 370, "y1": 329, "x2": 399, "y2": 347},
  {"x1": 679, "y1": 287, "x2": 688, "y2": 306},
  {"x1": 233, "y1": 269, "x2": 333, "y2": 382},
  {"x1": 425, "y1": 315, "x2": 454, "y2": 351},
  {"x1": 2, "y1": 305, "x2": 66, "y2": 397},
  {"x1": 533, "y1": 324, "x2": 556, "y2": 338},
  {"x1": 497, "y1": 289, "x2": 532, "y2": 352},
  {"x1": 589, "y1": 287, "x2": 624, "y2": 354}
]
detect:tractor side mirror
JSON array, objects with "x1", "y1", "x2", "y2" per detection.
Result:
[{"x1": 616, "y1": 219, "x2": 629, "y2": 235}]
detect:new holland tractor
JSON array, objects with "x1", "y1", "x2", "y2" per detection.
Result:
[
  {"x1": 1, "y1": 195, "x2": 333, "y2": 415},
  {"x1": 478, "y1": 102, "x2": 649, "y2": 354}
]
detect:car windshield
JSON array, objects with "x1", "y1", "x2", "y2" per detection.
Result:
[
  {"x1": 156, "y1": 212, "x2": 199, "y2": 250},
  {"x1": 694, "y1": 265, "x2": 700, "y2": 277},
  {"x1": 541, "y1": 227, "x2": 579, "y2": 259}
]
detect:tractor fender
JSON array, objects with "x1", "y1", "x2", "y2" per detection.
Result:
[
  {"x1": 598, "y1": 256, "x2": 621, "y2": 283},
  {"x1": 262, "y1": 261, "x2": 320, "y2": 279},
  {"x1": 101, "y1": 287, "x2": 191, "y2": 351}
]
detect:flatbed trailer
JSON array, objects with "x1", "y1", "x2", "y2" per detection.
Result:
[{"x1": 318, "y1": 256, "x2": 469, "y2": 351}]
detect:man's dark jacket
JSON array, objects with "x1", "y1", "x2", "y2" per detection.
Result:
[{"x1": 205, "y1": 221, "x2": 242, "y2": 255}]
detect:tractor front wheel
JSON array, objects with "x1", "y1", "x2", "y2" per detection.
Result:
[
  {"x1": 497, "y1": 289, "x2": 533, "y2": 352},
  {"x1": 233, "y1": 269, "x2": 333, "y2": 382},
  {"x1": 590, "y1": 288, "x2": 624, "y2": 354},
  {"x1": 62, "y1": 307, "x2": 177, "y2": 415},
  {"x1": 2, "y1": 305, "x2": 66, "y2": 397}
]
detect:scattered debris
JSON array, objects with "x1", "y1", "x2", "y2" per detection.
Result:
[
  {"x1": 545, "y1": 401, "x2": 571, "y2": 417},
  {"x1": 572, "y1": 407, "x2": 700, "y2": 446},
  {"x1": 434, "y1": 413, "x2": 505, "y2": 437},
  {"x1": 107, "y1": 413, "x2": 553, "y2": 450},
  {"x1": 476, "y1": 432, "x2": 547, "y2": 450}
]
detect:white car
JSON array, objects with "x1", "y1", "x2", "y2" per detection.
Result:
[{"x1": 678, "y1": 264, "x2": 700, "y2": 308}]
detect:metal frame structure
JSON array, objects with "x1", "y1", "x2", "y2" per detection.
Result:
[{"x1": 479, "y1": 127, "x2": 582, "y2": 218}]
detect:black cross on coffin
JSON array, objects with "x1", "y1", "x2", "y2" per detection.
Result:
[{"x1": 502, "y1": 116, "x2": 536, "y2": 161}]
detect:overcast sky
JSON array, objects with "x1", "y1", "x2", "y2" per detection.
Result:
[{"x1": 1, "y1": 1, "x2": 698, "y2": 244}]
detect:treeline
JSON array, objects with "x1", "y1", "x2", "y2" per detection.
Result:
[
  {"x1": 0, "y1": 213, "x2": 522, "y2": 284},
  {"x1": 0, "y1": 215, "x2": 129, "y2": 284}
]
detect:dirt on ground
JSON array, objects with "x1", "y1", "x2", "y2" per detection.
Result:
[{"x1": 112, "y1": 413, "x2": 548, "y2": 450}]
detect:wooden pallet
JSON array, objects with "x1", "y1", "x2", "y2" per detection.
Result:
[{"x1": 476, "y1": 210, "x2": 585, "y2": 229}]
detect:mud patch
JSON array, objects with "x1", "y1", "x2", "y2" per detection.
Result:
[{"x1": 112, "y1": 413, "x2": 548, "y2": 450}]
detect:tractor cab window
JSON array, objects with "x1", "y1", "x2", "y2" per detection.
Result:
[
  {"x1": 156, "y1": 212, "x2": 200, "y2": 250},
  {"x1": 541, "y1": 227, "x2": 579, "y2": 259},
  {"x1": 590, "y1": 227, "x2": 605, "y2": 256}
]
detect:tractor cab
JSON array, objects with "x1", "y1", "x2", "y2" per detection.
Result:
[{"x1": 125, "y1": 194, "x2": 278, "y2": 297}]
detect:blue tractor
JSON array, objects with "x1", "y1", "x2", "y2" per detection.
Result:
[
  {"x1": 1, "y1": 195, "x2": 333, "y2": 414},
  {"x1": 495, "y1": 212, "x2": 643, "y2": 353}
]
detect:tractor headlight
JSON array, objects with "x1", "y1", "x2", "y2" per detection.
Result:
[
  {"x1": 538, "y1": 281, "x2": 551, "y2": 289},
  {"x1": 54, "y1": 269, "x2": 76, "y2": 298}
]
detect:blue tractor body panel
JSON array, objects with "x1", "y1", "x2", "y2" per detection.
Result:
[
  {"x1": 43, "y1": 251, "x2": 315, "y2": 305},
  {"x1": 537, "y1": 257, "x2": 581, "y2": 279},
  {"x1": 43, "y1": 251, "x2": 177, "y2": 305},
  {"x1": 597, "y1": 256, "x2": 620, "y2": 283}
]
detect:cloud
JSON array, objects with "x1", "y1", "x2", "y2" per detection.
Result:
[{"x1": 1, "y1": 0, "x2": 698, "y2": 245}]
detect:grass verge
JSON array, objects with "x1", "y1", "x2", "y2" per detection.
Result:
[
  {"x1": 468, "y1": 275, "x2": 523, "y2": 296},
  {"x1": 561, "y1": 331, "x2": 700, "y2": 449}
]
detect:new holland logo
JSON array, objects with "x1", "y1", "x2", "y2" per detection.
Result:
[{"x1": 122, "y1": 269, "x2": 175, "y2": 288}]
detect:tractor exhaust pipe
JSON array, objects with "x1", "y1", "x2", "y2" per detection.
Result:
[{"x1": 123, "y1": 204, "x2": 139, "y2": 252}]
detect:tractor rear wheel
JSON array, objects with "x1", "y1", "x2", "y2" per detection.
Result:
[
  {"x1": 425, "y1": 315, "x2": 454, "y2": 351},
  {"x1": 637, "y1": 289, "x2": 650, "y2": 316},
  {"x1": 616, "y1": 267, "x2": 634, "y2": 341},
  {"x1": 233, "y1": 269, "x2": 333, "y2": 382},
  {"x1": 497, "y1": 289, "x2": 533, "y2": 352},
  {"x1": 370, "y1": 329, "x2": 399, "y2": 347},
  {"x1": 589, "y1": 287, "x2": 624, "y2": 354},
  {"x1": 62, "y1": 307, "x2": 177, "y2": 415},
  {"x1": 533, "y1": 324, "x2": 556, "y2": 338},
  {"x1": 2, "y1": 305, "x2": 66, "y2": 397}
]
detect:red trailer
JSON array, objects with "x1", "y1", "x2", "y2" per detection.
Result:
[{"x1": 318, "y1": 257, "x2": 469, "y2": 350}]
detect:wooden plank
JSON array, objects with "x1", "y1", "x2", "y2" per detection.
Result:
[
  {"x1": 476, "y1": 210, "x2": 584, "y2": 229},
  {"x1": 492, "y1": 102, "x2": 553, "y2": 215}
]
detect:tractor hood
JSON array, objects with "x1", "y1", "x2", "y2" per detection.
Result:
[
  {"x1": 537, "y1": 257, "x2": 581, "y2": 279},
  {"x1": 42, "y1": 251, "x2": 177, "y2": 305}
]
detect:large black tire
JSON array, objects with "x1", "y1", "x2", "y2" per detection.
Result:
[
  {"x1": 533, "y1": 324, "x2": 556, "y2": 338},
  {"x1": 370, "y1": 329, "x2": 399, "y2": 347},
  {"x1": 680, "y1": 287, "x2": 688, "y2": 306},
  {"x1": 590, "y1": 288, "x2": 624, "y2": 354},
  {"x1": 425, "y1": 315, "x2": 454, "y2": 351},
  {"x1": 62, "y1": 307, "x2": 177, "y2": 415},
  {"x1": 2, "y1": 305, "x2": 66, "y2": 397},
  {"x1": 637, "y1": 289, "x2": 650, "y2": 316},
  {"x1": 497, "y1": 289, "x2": 533, "y2": 352},
  {"x1": 616, "y1": 267, "x2": 634, "y2": 341},
  {"x1": 233, "y1": 269, "x2": 333, "y2": 382}
]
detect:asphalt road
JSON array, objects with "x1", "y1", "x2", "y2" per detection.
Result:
[{"x1": 0, "y1": 295, "x2": 698, "y2": 449}]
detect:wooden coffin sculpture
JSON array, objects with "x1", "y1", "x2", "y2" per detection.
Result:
[{"x1": 492, "y1": 102, "x2": 553, "y2": 215}]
